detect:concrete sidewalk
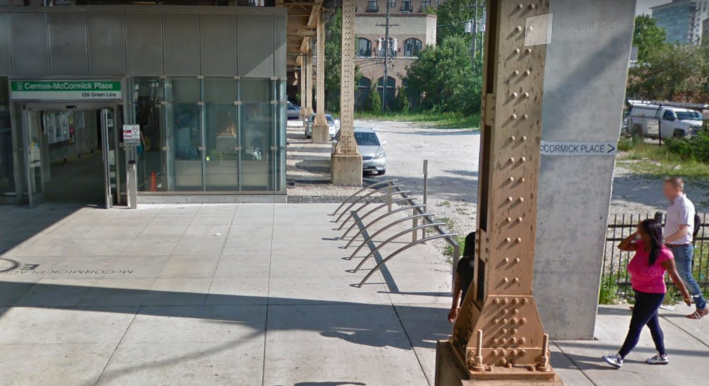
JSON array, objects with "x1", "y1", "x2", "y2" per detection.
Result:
[{"x1": 0, "y1": 203, "x2": 707, "y2": 386}]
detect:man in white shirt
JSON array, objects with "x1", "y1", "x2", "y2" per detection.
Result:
[{"x1": 664, "y1": 177, "x2": 707, "y2": 319}]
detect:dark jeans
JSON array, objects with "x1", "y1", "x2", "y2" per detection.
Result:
[
  {"x1": 619, "y1": 290, "x2": 666, "y2": 359},
  {"x1": 669, "y1": 244, "x2": 707, "y2": 310}
]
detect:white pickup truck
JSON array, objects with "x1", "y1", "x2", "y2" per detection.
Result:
[{"x1": 627, "y1": 103, "x2": 703, "y2": 139}]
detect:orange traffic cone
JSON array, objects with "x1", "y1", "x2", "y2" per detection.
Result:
[{"x1": 150, "y1": 172, "x2": 158, "y2": 192}]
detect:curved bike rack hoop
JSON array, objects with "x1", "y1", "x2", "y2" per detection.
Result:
[
  {"x1": 357, "y1": 234, "x2": 457, "y2": 288},
  {"x1": 353, "y1": 223, "x2": 445, "y2": 272},
  {"x1": 335, "y1": 184, "x2": 405, "y2": 223},
  {"x1": 343, "y1": 204, "x2": 428, "y2": 245},
  {"x1": 346, "y1": 212, "x2": 435, "y2": 260},
  {"x1": 331, "y1": 180, "x2": 398, "y2": 216},
  {"x1": 337, "y1": 191, "x2": 412, "y2": 230}
]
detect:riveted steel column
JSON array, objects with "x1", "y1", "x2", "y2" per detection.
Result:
[
  {"x1": 299, "y1": 61, "x2": 306, "y2": 121},
  {"x1": 312, "y1": 11, "x2": 330, "y2": 143},
  {"x1": 331, "y1": 0, "x2": 363, "y2": 186},
  {"x1": 305, "y1": 50, "x2": 314, "y2": 118}
]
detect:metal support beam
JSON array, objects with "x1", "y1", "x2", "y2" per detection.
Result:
[{"x1": 312, "y1": 10, "x2": 330, "y2": 143}]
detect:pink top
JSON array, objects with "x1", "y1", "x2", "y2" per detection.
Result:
[{"x1": 628, "y1": 240, "x2": 674, "y2": 294}]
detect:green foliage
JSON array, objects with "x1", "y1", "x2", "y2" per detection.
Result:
[
  {"x1": 404, "y1": 35, "x2": 482, "y2": 115},
  {"x1": 367, "y1": 85, "x2": 381, "y2": 112},
  {"x1": 598, "y1": 274, "x2": 619, "y2": 305},
  {"x1": 617, "y1": 137, "x2": 709, "y2": 185},
  {"x1": 665, "y1": 130, "x2": 709, "y2": 163},
  {"x1": 628, "y1": 43, "x2": 705, "y2": 101},
  {"x1": 394, "y1": 86, "x2": 409, "y2": 113},
  {"x1": 633, "y1": 15, "x2": 668, "y2": 63},
  {"x1": 324, "y1": 10, "x2": 342, "y2": 112},
  {"x1": 434, "y1": 0, "x2": 482, "y2": 44},
  {"x1": 354, "y1": 111, "x2": 480, "y2": 129}
]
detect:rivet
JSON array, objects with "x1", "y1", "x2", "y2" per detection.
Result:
[
  {"x1": 511, "y1": 113, "x2": 518, "y2": 120},
  {"x1": 503, "y1": 299, "x2": 509, "y2": 305},
  {"x1": 512, "y1": 318, "x2": 519, "y2": 324},
  {"x1": 518, "y1": 198, "x2": 524, "y2": 203},
  {"x1": 511, "y1": 337, "x2": 517, "y2": 344},
  {"x1": 521, "y1": 298, "x2": 528, "y2": 305},
  {"x1": 512, "y1": 71, "x2": 519, "y2": 77},
  {"x1": 526, "y1": 49, "x2": 533, "y2": 55},
  {"x1": 506, "y1": 197, "x2": 513, "y2": 203},
  {"x1": 521, "y1": 349, "x2": 527, "y2": 357},
  {"x1": 493, "y1": 298, "x2": 500, "y2": 305},
  {"x1": 500, "y1": 358, "x2": 507, "y2": 366},
  {"x1": 521, "y1": 136, "x2": 527, "y2": 141},
  {"x1": 512, "y1": 328, "x2": 519, "y2": 334},
  {"x1": 493, "y1": 318, "x2": 499, "y2": 324},
  {"x1": 516, "y1": 238, "x2": 522, "y2": 243},
  {"x1": 502, "y1": 309, "x2": 509, "y2": 315},
  {"x1": 506, "y1": 217, "x2": 512, "y2": 223},
  {"x1": 514, "y1": 277, "x2": 520, "y2": 283},
  {"x1": 520, "y1": 157, "x2": 527, "y2": 163},
  {"x1": 523, "y1": 92, "x2": 530, "y2": 98},
  {"x1": 522, "y1": 114, "x2": 529, "y2": 120},
  {"x1": 505, "y1": 237, "x2": 511, "y2": 243},
  {"x1": 502, "y1": 328, "x2": 508, "y2": 334},
  {"x1": 504, "y1": 257, "x2": 510, "y2": 263},
  {"x1": 515, "y1": 258, "x2": 521, "y2": 263},
  {"x1": 528, "y1": 4, "x2": 536, "y2": 10},
  {"x1": 520, "y1": 177, "x2": 526, "y2": 183},
  {"x1": 524, "y1": 70, "x2": 531, "y2": 76},
  {"x1": 513, "y1": 309, "x2": 520, "y2": 314},
  {"x1": 517, "y1": 4, "x2": 524, "y2": 9},
  {"x1": 506, "y1": 362, "x2": 513, "y2": 368},
  {"x1": 515, "y1": 26, "x2": 523, "y2": 33},
  {"x1": 512, "y1": 298, "x2": 520, "y2": 305},
  {"x1": 521, "y1": 318, "x2": 527, "y2": 324},
  {"x1": 492, "y1": 349, "x2": 498, "y2": 355},
  {"x1": 510, "y1": 135, "x2": 516, "y2": 141},
  {"x1": 528, "y1": 26, "x2": 534, "y2": 32},
  {"x1": 514, "y1": 48, "x2": 521, "y2": 54},
  {"x1": 520, "y1": 338, "x2": 526, "y2": 344},
  {"x1": 517, "y1": 217, "x2": 523, "y2": 223},
  {"x1": 509, "y1": 177, "x2": 515, "y2": 183},
  {"x1": 509, "y1": 157, "x2": 515, "y2": 163},
  {"x1": 501, "y1": 338, "x2": 507, "y2": 344},
  {"x1": 493, "y1": 338, "x2": 499, "y2": 344},
  {"x1": 503, "y1": 278, "x2": 509, "y2": 283}
]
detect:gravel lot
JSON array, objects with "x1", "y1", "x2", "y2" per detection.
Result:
[{"x1": 286, "y1": 119, "x2": 709, "y2": 254}]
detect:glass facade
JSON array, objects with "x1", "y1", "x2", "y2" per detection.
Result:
[
  {"x1": 652, "y1": 1, "x2": 709, "y2": 45},
  {"x1": 131, "y1": 77, "x2": 286, "y2": 194},
  {"x1": 0, "y1": 77, "x2": 13, "y2": 196}
]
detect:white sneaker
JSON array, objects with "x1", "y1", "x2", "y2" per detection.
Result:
[
  {"x1": 603, "y1": 353, "x2": 623, "y2": 369},
  {"x1": 646, "y1": 353, "x2": 669, "y2": 365}
]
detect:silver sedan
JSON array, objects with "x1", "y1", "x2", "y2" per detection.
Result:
[
  {"x1": 332, "y1": 127, "x2": 387, "y2": 175},
  {"x1": 305, "y1": 114, "x2": 339, "y2": 139}
]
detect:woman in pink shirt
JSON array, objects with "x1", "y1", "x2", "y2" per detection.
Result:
[{"x1": 603, "y1": 219, "x2": 691, "y2": 369}]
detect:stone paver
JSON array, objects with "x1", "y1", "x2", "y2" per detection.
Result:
[{"x1": 1, "y1": 203, "x2": 708, "y2": 386}]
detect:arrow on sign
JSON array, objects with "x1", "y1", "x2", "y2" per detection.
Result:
[{"x1": 607, "y1": 144, "x2": 616, "y2": 154}]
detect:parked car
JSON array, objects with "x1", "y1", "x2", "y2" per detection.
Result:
[
  {"x1": 627, "y1": 103, "x2": 703, "y2": 139},
  {"x1": 305, "y1": 114, "x2": 339, "y2": 139},
  {"x1": 287, "y1": 101, "x2": 300, "y2": 120},
  {"x1": 332, "y1": 127, "x2": 387, "y2": 175}
]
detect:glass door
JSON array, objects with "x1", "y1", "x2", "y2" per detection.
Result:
[
  {"x1": 99, "y1": 108, "x2": 122, "y2": 208},
  {"x1": 22, "y1": 110, "x2": 44, "y2": 208}
]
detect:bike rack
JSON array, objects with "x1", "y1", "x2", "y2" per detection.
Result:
[
  {"x1": 337, "y1": 190, "x2": 412, "y2": 230},
  {"x1": 334, "y1": 184, "x2": 405, "y2": 223},
  {"x1": 331, "y1": 180, "x2": 398, "y2": 216},
  {"x1": 357, "y1": 234, "x2": 457, "y2": 288},
  {"x1": 346, "y1": 213, "x2": 434, "y2": 260},
  {"x1": 343, "y1": 204, "x2": 428, "y2": 244},
  {"x1": 353, "y1": 223, "x2": 445, "y2": 272}
]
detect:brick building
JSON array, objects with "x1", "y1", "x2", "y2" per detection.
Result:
[{"x1": 354, "y1": 0, "x2": 440, "y2": 109}]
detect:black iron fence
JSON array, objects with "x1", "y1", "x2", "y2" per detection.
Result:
[{"x1": 600, "y1": 212, "x2": 709, "y2": 302}]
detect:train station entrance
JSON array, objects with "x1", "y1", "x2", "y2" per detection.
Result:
[{"x1": 14, "y1": 102, "x2": 123, "y2": 208}]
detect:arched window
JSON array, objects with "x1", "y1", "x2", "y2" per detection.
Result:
[
  {"x1": 356, "y1": 77, "x2": 372, "y2": 111},
  {"x1": 377, "y1": 77, "x2": 396, "y2": 110},
  {"x1": 356, "y1": 38, "x2": 372, "y2": 57},
  {"x1": 403, "y1": 38, "x2": 422, "y2": 57}
]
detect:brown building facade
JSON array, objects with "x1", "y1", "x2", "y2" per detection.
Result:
[{"x1": 354, "y1": 0, "x2": 440, "y2": 109}]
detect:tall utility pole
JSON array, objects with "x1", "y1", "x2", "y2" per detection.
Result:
[
  {"x1": 382, "y1": 0, "x2": 391, "y2": 111},
  {"x1": 470, "y1": 0, "x2": 479, "y2": 74}
]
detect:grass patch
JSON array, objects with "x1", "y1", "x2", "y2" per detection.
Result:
[
  {"x1": 617, "y1": 138, "x2": 709, "y2": 186},
  {"x1": 440, "y1": 200, "x2": 451, "y2": 207},
  {"x1": 598, "y1": 274, "x2": 620, "y2": 305},
  {"x1": 438, "y1": 216, "x2": 455, "y2": 230},
  {"x1": 354, "y1": 111, "x2": 480, "y2": 130},
  {"x1": 445, "y1": 235, "x2": 467, "y2": 258}
]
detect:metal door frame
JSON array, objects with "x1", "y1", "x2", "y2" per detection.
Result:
[
  {"x1": 21, "y1": 108, "x2": 45, "y2": 208},
  {"x1": 24, "y1": 102, "x2": 120, "y2": 209}
]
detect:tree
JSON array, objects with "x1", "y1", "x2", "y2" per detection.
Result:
[
  {"x1": 404, "y1": 35, "x2": 482, "y2": 115},
  {"x1": 367, "y1": 84, "x2": 382, "y2": 112},
  {"x1": 632, "y1": 15, "x2": 667, "y2": 63},
  {"x1": 394, "y1": 86, "x2": 409, "y2": 113},
  {"x1": 323, "y1": 9, "x2": 362, "y2": 113},
  {"x1": 628, "y1": 43, "x2": 705, "y2": 102},
  {"x1": 434, "y1": 0, "x2": 480, "y2": 44}
]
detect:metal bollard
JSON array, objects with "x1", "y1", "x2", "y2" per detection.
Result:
[
  {"x1": 412, "y1": 212, "x2": 418, "y2": 242},
  {"x1": 127, "y1": 160, "x2": 138, "y2": 209},
  {"x1": 422, "y1": 160, "x2": 428, "y2": 239}
]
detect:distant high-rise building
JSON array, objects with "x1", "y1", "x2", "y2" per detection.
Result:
[{"x1": 652, "y1": 0, "x2": 709, "y2": 44}]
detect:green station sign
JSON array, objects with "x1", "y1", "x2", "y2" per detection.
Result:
[{"x1": 10, "y1": 80, "x2": 122, "y2": 101}]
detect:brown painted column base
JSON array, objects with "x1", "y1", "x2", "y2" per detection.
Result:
[
  {"x1": 331, "y1": 153, "x2": 362, "y2": 186},
  {"x1": 312, "y1": 122, "x2": 330, "y2": 144},
  {"x1": 435, "y1": 341, "x2": 565, "y2": 386}
]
